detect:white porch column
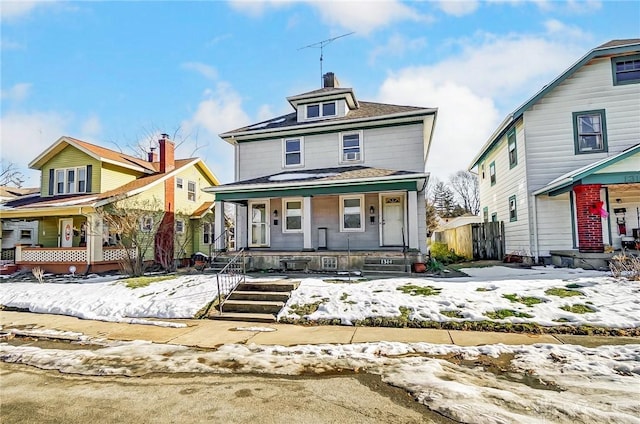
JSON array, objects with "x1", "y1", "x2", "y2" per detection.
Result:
[
  {"x1": 235, "y1": 204, "x2": 247, "y2": 249},
  {"x1": 87, "y1": 213, "x2": 104, "y2": 262},
  {"x1": 303, "y1": 196, "x2": 312, "y2": 250},
  {"x1": 408, "y1": 190, "x2": 419, "y2": 250},
  {"x1": 214, "y1": 201, "x2": 226, "y2": 251}
]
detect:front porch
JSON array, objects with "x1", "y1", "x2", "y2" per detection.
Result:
[
  {"x1": 213, "y1": 249, "x2": 424, "y2": 274},
  {"x1": 14, "y1": 244, "x2": 138, "y2": 274}
]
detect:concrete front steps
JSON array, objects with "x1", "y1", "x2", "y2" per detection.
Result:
[
  {"x1": 361, "y1": 256, "x2": 410, "y2": 273},
  {"x1": 209, "y1": 280, "x2": 298, "y2": 323}
]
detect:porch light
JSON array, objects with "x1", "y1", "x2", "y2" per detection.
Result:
[
  {"x1": 273, "y1": 209, "x2": 278, "y2": 218},
  {"x1": 369, "y1": 206, "x2": 375, "y2": 215}
]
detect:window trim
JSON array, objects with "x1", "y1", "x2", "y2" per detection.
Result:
[
  {"x1": 176, "y1": 177, "x2": 183, "y2": 189},
  {"x1": 54, "y1": 166, "x2": 88, "y2": 195},
  {"x1": 140, "y1": 216, "x2": 154, "y2": 232},
  {"x1": 305, "y1": 101, "x2": 337, "y2": 120},
  {"x1": 340, "y1": 194, "x2": 365, "y2": 232},
  {"x1": 481, "y1": 163, "x2": 485, "y2": 180},
  {"x1": 611, "y1": 54, "x2": 640, "y2": 86},
  {"x1": 175, "y1": 219, "x2": 185, "y2": 234},
  {"x1": 340, "y1": 130, "x2": 363, "y2": 163},
  {"x1": 202, "y1": 222, "x2": 213, "y2": 244},
  {"x1": 508, "y1": 195, "x2": 517, "y2": 222},
  {"x1": 282, "y1": 137, "x2": 304, "y2": 168},
  {"x1": 507, "y1": 129, "x2": 517, "y2": 169},
  {"x1": 483, "y1": 207, "x2": 488, "y2": 222},
  {"x1": 282, "y1": 197, "x2": 303, "y2": 233},
  {"x1": 573, "y1": 109, "x2": 608, "y2": 154},
  {"x1": 187, "y1": 180, "x2": 196, "y2": 202},
  {"x1": 20, "y1": 229, "x2": 32, "y2": 239},
  {"x1": 489, "y1": 161, "x2": 496, "y2": 186},
  {"x1": 491, "y1": 212, "x2": 498, "y2": 222}
]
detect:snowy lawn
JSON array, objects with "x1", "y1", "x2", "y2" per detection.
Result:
[{"x1": 1, "y1": 266, "x2": 639, "y2": 331}]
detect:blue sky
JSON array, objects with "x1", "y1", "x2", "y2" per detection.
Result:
[{"x1": 1, "y1": 0, "x2": 639, "y2": 186}]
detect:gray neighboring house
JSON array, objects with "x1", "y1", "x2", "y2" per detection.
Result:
[
  {"x1": 469, "y1": 39, "x2": 640, "y2": 266},
  {"x1": 206, "y1": 73, "x2": 437, "y2": 272}
]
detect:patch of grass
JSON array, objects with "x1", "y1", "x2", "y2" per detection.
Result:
[
  {"x1": 288, "y1": 301, "x2": 323, "y2": 316},
  {"x1": 484, "y1": 309, "x2": 534, "y2": 319},
  {"x1": 502, "y1": 294, "x2": 544, "y2": 306},
  {"x1": 120, "y1": 275, "x2": 175, "y2": 289},
  {"x1": 545, "y1": 288, "x2": 583, "y2": 297},
  {"x1": 553, "y1": 318, "x2": 572, "y2": 323},
  {"x1": 372, "y1": 289, "x2": 384, "y2": 293},
  {"x1": 476, "y1": 287, "x2": 490, "y2": 292},
  {"x1": 340, "y1": 293, "x2": 349, "y2": 301},
  {"x1": 441, "y1": 310, "x2": 464, "y2": 319},
  {"x1": 564, "y1": 283, "x2": 583, "y2": 289},
  {"x1": 397, "y1": 284, "x2": 442, "y2": 296},
  {"x1": 560, "y1": 304, "x2": 596, "y2": 314}
]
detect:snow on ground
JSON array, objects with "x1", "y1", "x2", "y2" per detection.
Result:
[
  {"x1": 1, "y1": 334, "x2": 638, "y2": 423},
  {"x1": 0, "y1": 266, "x2": 638, "y2": 329}
]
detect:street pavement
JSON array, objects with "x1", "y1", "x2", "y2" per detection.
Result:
[{"x1": 2, "y1": 311, "x2": 640, "y2": 348}]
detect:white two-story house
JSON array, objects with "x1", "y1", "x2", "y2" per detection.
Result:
[
  {"x1": 469, "y1": 39, "x2": 640, "y2": 266},
  {"x1": 206, "y1": 73, "x2": 437, "y2": 271}
]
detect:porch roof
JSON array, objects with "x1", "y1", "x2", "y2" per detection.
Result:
[
  {"x1": 205, "y1": 166, "x2": 429, "y2": 201},
  {"x1": 533, "y1": 144, "x2": 640, "y2": 196}
]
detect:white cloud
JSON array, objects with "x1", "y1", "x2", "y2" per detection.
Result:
[
  {"x1": 181, "y1": 62, "x2": 218, "y2": 80},
  {"x1": 181, "y1": 83, "x2": 252, "y2": 183},
  {"x1": 375, "y1": 32, "x2": 588, "y2": 180},
  {"x1": 0, "y1": 0, "x2": 59, "y2": 21},
  {"x1": 256, "y1": 104, "x2": 275, "y2": 122},
  {"x1": 438, "y1": 0, "x2": 480, "y2": 17},
  {"x1": 543, "y1": 19, "x2": 589, "y2": 40},
  {"x1": 228, "y1": 0, "x2": 432, "y2": 34},
  {"x1": 377, "y1": 75, "x2": 499, "y2": 181},
  {"x1": 1, "y1": 83, "x2": 32, "y2": 102},
  {"x1": 369, "y1": 34, "x2": 427, "y2": 65},
  {"x1": 0, "y1": 111, "x2": 71, "y2": 186},
  {"x1": 206, "y1": 34, "x2": 232, "y2": 47},
  {"x1": 80, "y1": 114, "x2": 102, "y2": 139},
  {"x1": 0, "y1": 38, "x2": 24, "y2": 50}
]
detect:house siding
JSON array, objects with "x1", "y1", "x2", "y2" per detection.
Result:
[
  {"x1": 41, "y1": 146, "x2": 101, "y2": 197},
  {"x1": 173, "y1": 165, "x2": 216, "y2": 214},
  {"x1": 524, "y1": 56, "x2": 640, "y2": 192},
  {"x1": 535, "y1": 193, "x2": 574, "y2": 254},
  {"x1": 478, "y1": 120, "x2": 531, "y2": 254},
  {"x1": 237, "y1": 123, "x2": 426, "y2": 180},
  {"x1": 101, "y1": 163, "x2": 139, "y2": 192}
]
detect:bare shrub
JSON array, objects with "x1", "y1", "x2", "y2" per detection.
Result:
[
  {"x1": 609, "y1": 252, "x2": 640, "y2": 281},
  {"x1": 32, "y1": 266, "x2": 45, "y2": 283}
]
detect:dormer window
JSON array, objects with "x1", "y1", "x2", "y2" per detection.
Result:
[
  {"x1": 306, "y1": 101, "x2": 337, "y2": 119},
  {"x1": 53, "y1": 166, "x2": 89, "y2": 195}
]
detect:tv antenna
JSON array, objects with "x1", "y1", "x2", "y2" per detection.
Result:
[{"x1": 299, "y1": 32, "x2": 354, "y2": 87}]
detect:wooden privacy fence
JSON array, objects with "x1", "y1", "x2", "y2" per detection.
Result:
[{"x1": 471, "y1": 221, "x2": 505, "y2": 260}]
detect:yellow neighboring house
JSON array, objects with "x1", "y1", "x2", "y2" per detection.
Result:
[{"x1": 0, "y1": 134, "x2": 220, "y2": 274}]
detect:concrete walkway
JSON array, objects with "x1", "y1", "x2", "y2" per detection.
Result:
[{"x1": 2, "y1": 311, "x2": 639, "y2": 349}]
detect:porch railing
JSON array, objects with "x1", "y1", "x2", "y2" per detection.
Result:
[
  {"x1": 216, "y1": 248, "x2": 245, "y2": 314},
  {"x1": 17, "y1": 246, "x2": 137, "y2": 263},
  {"x1": 208, "y1": 229, "x2": 228, "y2": 262},
  {"x1": 1, "y1": 247, "x2": 16, "y2": 263}
]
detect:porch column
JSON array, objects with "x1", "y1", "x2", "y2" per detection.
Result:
[
  {"x1": 303, "y1": 196, "x2": 312, "y2": 250},
  {"x1": 407, "y1": 190, "x2": 419, "y2": 250},
  {"x1": 86, "y1": 213, "x2": 103, "y2": 262},
  {"x1": 214, "y1": 201, "x2": 226, "y2": 251},
  {"x1": 573, "y1": 184, "x2": 604, "y2": 253},
  {"x1": 235, "y1": 204, "x2": 247, "y2": 249}
]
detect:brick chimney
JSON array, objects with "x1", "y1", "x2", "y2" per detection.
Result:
[
  {"x1": 147, "y1": 147, "x2": 158, "y2": 163},
  {"x1": 159, "y1": 134, "x2": 175, "y2": 173},
  {"x1": 323, "y1": 72, "x2": 339, "y2": 88}
]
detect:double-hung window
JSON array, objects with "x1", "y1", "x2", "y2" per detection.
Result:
[
  {"x1": 612, "y1": 55, "x2": 640, "y2": 85},
  {"x1": 283, "y1": 137, "x2": 303, "y2": 167},
  {"x1": 187, "y1": 181, "x2": 196, "y2": 201},
  {"x1": 509, "y1": 195, "x2": 517, "y2": 222},
  {"x1": 175, "y1": 220, "x2": 184, "y2": 234},
  {"x1": 507, "y1": 129, "x2": 517, "y2": 168},
  {"x1": 176, "y1": 178, "x2": 183, "y2": 189},
  {"x1": 341, "y1": 131, "x2": 362, "y2": 162},
  {"x1": 54, "y1": 166, "x2": 88, "y2": 195},
  {"x1": 283, "y1": 198, "x2": 302, "y2": 233},
  {"x1": 573, "y1": 110, "x2": 607, "y2": 154},
  {"x1": 340, "y1": 194, "x2": 364, "y2": 232},
  {"x1": 203, "y1": 222, "x2": 213, "y2": 244},
  {"x1": 489, "y1": 162, "x2": 496, "y2": 186},
  {"x1": 141, "y1": 216, "x2": 153, "y2": 232},
  {"x1": 483, "y1": 207, "x2": 488, "y2": 222},
  {"x1": 491, "y1": 212, "x2": 498, "y2": 222}
]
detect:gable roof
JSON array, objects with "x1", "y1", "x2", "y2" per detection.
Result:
[
  {"x1": 29, "y1": 136, "x2": 158, "y2": 174},
  {"x1": 533, "y1": 144, "x2": 640, "y2": 196},
  {"x1": 469, "y1": 39, "x2": 640, "y2": 169}
]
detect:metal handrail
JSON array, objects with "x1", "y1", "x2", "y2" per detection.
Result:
[
  {"x1": 216, "y1": 248, "x2": 246, "y2": 314},
  {"x1": 208, "y1": 229, "x2": 227, "y2": 262}
]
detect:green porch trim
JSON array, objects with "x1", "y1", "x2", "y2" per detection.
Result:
[
  {"x1": 214, "y1": 180, "x2": 417, "y2": 201},
  {"x1": 582, "y1": 171, "x2": 640, "y2": 185}
]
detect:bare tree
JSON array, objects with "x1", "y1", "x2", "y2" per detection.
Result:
[
  {"x1": 449, "y1": 170, "x2": 480, "y2": 215},
  {"x1": 0, "y1": 161, "x2": 25, "y2": 187},
  {"x1": 96, "y1": 197, "x2": 165, "y2": 276}
]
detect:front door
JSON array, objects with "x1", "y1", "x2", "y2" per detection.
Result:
[
  {"x1": 381, "y1": 194, "x2": 405, "y2": 246},
  {"x1": 59, "y1": 218, "x2": 73, "y2": 248},
  {"x1": 249, "y1": 201, "x2": 269, "y2": 247}
]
